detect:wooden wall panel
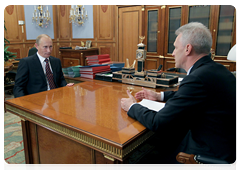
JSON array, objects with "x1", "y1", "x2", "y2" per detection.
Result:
[
  {"x1": 6, "y1": 43, "x2": 31, "y2": 59},
  {"x1": 145, "y1": 57, "x2": 159, "y2": 70},
  {"x1": 59, "y1": 42, "x2": 72, "y2": 48},
  {"x1": 4, "y1": 5, "x2": 23, "y2": 43},
  {"x1": 98, "y1": 43, "x2": 116, "y2": 60},
  {"x1": 97, "y1": 5, "x2": 114, "y2": 40},
  {"x1": 58, "y1": 5, "x2": 72, "y2": 40},
  {"x1": 52, "y1": 43, "x2": 59, "y2": 59},
  {"x1": 8, "y1": 45, "x2": 21, "y2": 59},
  {"x1": 214, "y1": 60, "x2": 236, "y2": 72},
  {"x1": 164, "y1": 58, "x2": 175, "y2": 71},
  {"x1": 4, "y1": 5, "x2": 117, "y2": 62}
]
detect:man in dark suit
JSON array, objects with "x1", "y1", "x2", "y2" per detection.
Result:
[
  {"x1": 121, "y1": 22, "x2": 236, "y2": 163},
  {"x1": 14, "y1": 34, "x2": 74, "y2": 98}
]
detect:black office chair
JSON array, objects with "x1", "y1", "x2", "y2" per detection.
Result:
[
  {"x1": 176, "y1": 152, "x2": 229, "y2": 164},
  {"x1": 28, "y1": 47, "x2": 38, "y2": 56}
]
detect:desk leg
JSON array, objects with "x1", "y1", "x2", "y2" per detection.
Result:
[
  {"x1": 21, "y1": 119, "x2": 32, "y2": 164},
  {"x1": 104, "y1": 155, "x2": 128, "y2": 170}
]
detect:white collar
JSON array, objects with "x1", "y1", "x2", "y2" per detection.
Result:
[
  {"x1": 187, "y1": 66, "x2": 193, "y2": 75},
  {"x1": 37, "y1": 52, "x2": 49, "y2": 63}
]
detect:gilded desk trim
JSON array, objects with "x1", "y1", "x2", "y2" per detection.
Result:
[{"x1": 6, "y1": 103, "x2": 154, "y2": 161}]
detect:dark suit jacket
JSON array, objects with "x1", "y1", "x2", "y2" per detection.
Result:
[
  {"x1": 128, "y1": 55, "x2": 236, "y2": 163},
  {"x1": 14, "y1": 54, "x2": 67, "y2": 98}
]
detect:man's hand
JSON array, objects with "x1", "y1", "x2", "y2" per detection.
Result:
[
  {"x1": 66, "y1": 83, "x2": 74, "y2": 87},
  {"x1": 135, "y1": 87, "x2": 159, "y2": 101},
  {"x1": 121, "y1": 90, "x2": 137, "y2": 112}
]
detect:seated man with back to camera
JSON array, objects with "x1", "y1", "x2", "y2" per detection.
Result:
[
  {"x1": 121, "y1": 22, "x2": 236, "y2": 164},
  {"x1": 14, "y1": 34, "x2": 74, "y2": 98}
]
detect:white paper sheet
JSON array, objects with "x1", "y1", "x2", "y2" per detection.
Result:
[{"x1": 138, "y1": 99, "x2": 165, "y2": 112}]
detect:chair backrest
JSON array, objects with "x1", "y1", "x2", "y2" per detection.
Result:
[
  {"x1": 28, "y1": 47, "x2": 38, "y2": 56},
  {"x1": 176, "y1": 152, "x2": 238, "y2": 170}
]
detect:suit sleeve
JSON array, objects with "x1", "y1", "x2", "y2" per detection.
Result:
[
  {"x1": 164, "y1": 91, "x2": 177, "y2": 101},
  {"x1": 127, "y1": 74, "x2": 206, "y2": 135},
  {"x1": 13, "y1": 59, "x2": 29, "y2": 98},
  {"x1": 59, "y1": 71, "x2": 67, "y2": 87},
  {"x1": 57, "y1": 59, "x2": 67, "y2": 87}
]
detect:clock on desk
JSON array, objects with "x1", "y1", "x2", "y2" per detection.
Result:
[
  {"x1": 136, "y1": 49, "x2": 146, "y2": 60},
  {"x1": 136, "y1": 36, "x2": 146, "y2": 72},
  {"x1": 136, "y1": 51, "x2": 143, "y2": 59}
]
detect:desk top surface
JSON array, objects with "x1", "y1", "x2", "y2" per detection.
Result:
[{"x1": 6, "y1": 80, "x2": 177, "y2": 147}]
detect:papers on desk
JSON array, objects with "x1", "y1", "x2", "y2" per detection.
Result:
[
  {"x1": 63, "y1": 65, "x2": 82, "y2": 78},
  {"x1": 176, "y1": 77, "x2": 184, "y2": 86},
  {"x1": 179, "y1": 77, "x2": 184, "y2": 82},
  {"x1": 138, "y1": 99, "x2": 165, "y2": 112}
]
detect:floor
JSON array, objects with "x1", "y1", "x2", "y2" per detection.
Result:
[{"x1": 4, "y1": 90, "x2": 25, "y2": 164}]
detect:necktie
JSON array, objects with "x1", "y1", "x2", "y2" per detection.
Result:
[{"x1": 44, "y1": 58, "x2": 56, "y2": 89}]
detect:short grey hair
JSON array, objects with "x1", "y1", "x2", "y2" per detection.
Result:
[
  {"x1": 175, "y1": 22, "x2": 212, "y2": 55},
  {"x1": 36, "y1": 34, "x2": 52, "y2": 45}
]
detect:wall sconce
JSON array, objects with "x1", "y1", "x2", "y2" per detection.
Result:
[
  {"x1": 32, "y1": 5, "x2": 51, "y2": 28},
  {"x1": 69, "y1": 5, "x2": 88, "y2": 26}
]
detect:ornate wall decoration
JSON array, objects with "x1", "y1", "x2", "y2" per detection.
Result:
[
  {"x1": 60, "y1": 5, "x2": 65, "y2": 17},
  {"x1": 5, "y1": 5, "x2": 14, "y2": 15},
  {"x1": 101, "y1": 5, "x2": 108, "y2": 13},
  {"x1": 100, "y1": 47, "x2": 110, "y2": 55}
]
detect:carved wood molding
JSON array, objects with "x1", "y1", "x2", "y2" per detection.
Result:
[
  {"x1": 5, "y1": 5, "x2": 14, "y2": 15},
  {"x1": 101, "y1": 5, "x2": 108, "y2": 13},
  {"x1": 100, "y1": 47, "x2": 110, "y2": 55},
  {"x1": 6, "y1": 104, "x2": 155, "y2": 161},
  {"x1": 60, "y1": 5, "x2": 65, "y2": 17}
]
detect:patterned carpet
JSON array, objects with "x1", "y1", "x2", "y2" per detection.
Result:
[{"x1": 4, "y1": 110, "x2": 25, "y2": 164}]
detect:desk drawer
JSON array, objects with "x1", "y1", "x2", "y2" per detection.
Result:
[
  {"x1": 63, "y1": 58, "x2": 79, "y2": 67},
  {"x1": 60, "y1": 52, "x2": 80, "y2": 58}
]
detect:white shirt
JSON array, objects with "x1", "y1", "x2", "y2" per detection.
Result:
[
  {"x1": 37, "y1": 52, "x2": 53, "y2": 90},
  {"x1": 160, "y1": 66, "x2": 193, "y2": 101}
]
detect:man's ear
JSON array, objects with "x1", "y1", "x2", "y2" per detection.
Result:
[{"x1": 185, "y1": 44, "x2": 193, "y2": 55}]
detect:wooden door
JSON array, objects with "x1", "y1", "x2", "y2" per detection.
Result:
[
  {"x1": 118, "y1": 6, "x2": 142, "y2": 68},
  {"x1": 4, "y1": 5, "x2": 26, "y2": 58}
]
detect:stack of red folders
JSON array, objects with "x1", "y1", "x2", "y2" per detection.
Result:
[
  {"x1": 79, "y1": 65, "x2": 111, "y2": 79},
  {"x1": 86, "y1": 54, "x2": 111, "y2": 65}
]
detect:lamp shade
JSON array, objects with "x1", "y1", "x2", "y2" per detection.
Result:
[{"x1": 227, "y1": 44, "x2": 236, "y2": 61}]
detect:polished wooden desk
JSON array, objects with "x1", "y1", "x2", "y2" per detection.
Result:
[{"x1": 5, "y1": 79, "x2": 178, "y2": 164}]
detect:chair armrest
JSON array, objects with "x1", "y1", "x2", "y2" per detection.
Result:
[{"x1": 176, "y1": 152, "x2": 229, "y2": 164}]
